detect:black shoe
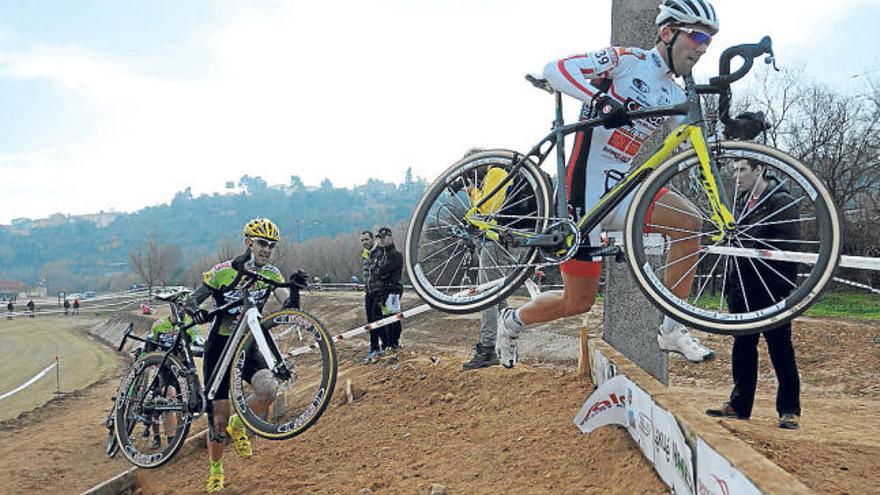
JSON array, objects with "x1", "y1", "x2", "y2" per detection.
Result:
[
  {"x1": 705, "y1": 402, "x2": 748, "y2": 419},
  {"x1": 779, "y1": 413, "x2": 800, "y2": 429},
  {"x1": 462, "y1": 343, "x2": 499, "y2": 370}
]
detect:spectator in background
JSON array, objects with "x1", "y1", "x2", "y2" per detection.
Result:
[
  {"x1": 63, "y1": 299, "x2": 70, "y2": 315},
  {"x1": 27, "y1": 300, "x2": 35, "y2": 318},
  {"x1": 6, "y1": 300, "x2": 13, "y2": 320},
  {"x1": 73, "y1": 298, "x2": 80, "y2": 315},
  {"x1": 361, "y1": 230, "x2": 387, "y2": 364},
  {"x1": 372, "y1": 227, "x2": 404, "y2": 354},
  {"x1": 706, "y1": 159, "x2": 802, "y2": 430}
]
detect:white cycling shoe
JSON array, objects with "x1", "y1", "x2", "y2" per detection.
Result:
[
  {"x1": 657, "y1": 326, "x2": 715, "y2": 363},
  {"x1": 495, "y1": 308, "x2": 520, "y2": 368}
]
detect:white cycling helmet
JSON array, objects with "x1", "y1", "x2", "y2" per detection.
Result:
[{"x1": 656, "y1": 0, "x2": 719, "y2": 35}]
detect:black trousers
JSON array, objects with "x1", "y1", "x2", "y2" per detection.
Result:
[
  {"x1": 386, "y1": 319, "x2": 402, "y2": 348},
  {"x1": 729, "y1": 322, "x2": 801, "y2": 417},
  {"x1": 365, "y1": 292, "x2": 389, "y2": 352}
]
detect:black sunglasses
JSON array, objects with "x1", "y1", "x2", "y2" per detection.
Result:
[{"x1": 253, "y1": 238, "x2": 277, "y2": 249}]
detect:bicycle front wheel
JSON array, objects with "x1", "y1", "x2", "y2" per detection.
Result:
[
  {"x1": 624, "y1": 141, "x2": 841, "y2": 335},
  {"x1": 405, "y1": 149, "x2": 552, "y2": 313},
  {"x1": 114, "y1": 353, "x2": 191, "y2": 468},
  {"x1": 230, "y1": 309, "x2": 337, "y2": 440}
]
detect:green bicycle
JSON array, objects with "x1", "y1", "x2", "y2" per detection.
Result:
[{"x1": 404, "y1": 36, "x2": 841, "y2": 335}]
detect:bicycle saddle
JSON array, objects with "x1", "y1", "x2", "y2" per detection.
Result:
[{"x1": 525, "y1": 74, "x2": 554, "y2": 94}]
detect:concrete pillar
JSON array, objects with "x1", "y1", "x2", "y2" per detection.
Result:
[{"x1": 602, "y1": 0, "x2": 668, "y2": 385}]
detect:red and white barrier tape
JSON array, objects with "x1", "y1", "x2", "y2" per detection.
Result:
[
  {"x1": 0, "y1": 362, "x2": 57, "y2": 401},
  {"x1": 704, "y1": 246, "x2": 880, "y2": 270}
]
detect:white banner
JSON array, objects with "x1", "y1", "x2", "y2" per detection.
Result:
[
  {"x1": 625, "y1": 381, "x2": 655, "y2": 463},
  {"x1": 653, "y1": 405, "x2": 696, "y2": 495},
  {"x1": 588, "y1": 342, "x2": 617, "y2": 387},
  {"x1": 574, "y1": 375, "x2": 628, "y2": 434},
  {"x1": 696, "y1": 437, "x2": 761, "y2": 495},
  {"x1": 0, "y1": 362, "x2": 57, "y2": 401}
]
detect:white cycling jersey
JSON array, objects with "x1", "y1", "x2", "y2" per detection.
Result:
[{"x1": 542, "y1": 46, "x2": 685, "y2": 249}]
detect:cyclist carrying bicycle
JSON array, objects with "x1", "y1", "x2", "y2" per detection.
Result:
[
  {"x1": 496, "y1": 0, "x2": 720, "y2": 367},
  {"x1": 183, "y1": 218, "x2": 296, "y2": 493}
]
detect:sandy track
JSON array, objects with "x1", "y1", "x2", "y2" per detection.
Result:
[{"x1": 0, "y1": 316, "x2": 124, "y2": 423}]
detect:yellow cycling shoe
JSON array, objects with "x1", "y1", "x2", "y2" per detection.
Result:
[
  {"x1": 206, "y1": 461, "x2": 224, "y2": 493},
  {"x1": 226, "y1": 414, "x2": 252, "y2": 459}
]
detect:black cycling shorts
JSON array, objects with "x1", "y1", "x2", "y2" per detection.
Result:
[{"x1": 202, "y1": 324, "x2": 268, "y2": 401}]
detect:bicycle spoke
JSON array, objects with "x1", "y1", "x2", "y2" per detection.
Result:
[
  {"x1": 644, "y1": 223, "x2": 706, "y2": 236},
  {"x1": 741, "y1": 216, "x2": 817, "y2": 229},
  {"x1": 665, "y1": 238, "x2": 726, "y2": 292},
  {"x1": 419, "y1": 238, "x2": 463, "y2": 265},
  {"x1": 718, "y1": 241, "x2": 732, "y2": 313},
  {"x1": 737, "y1": 196, "x2": 804, "y2": 238},
  {"x1": 422, "y1": 239, "x2": 466, "y2": 278},
  {"x1": 735, "y1": 238, "x2": 779, "y2": 304},
  {"x1": 692, "y1": 250, "x2": 725, "y2": 305},
  {"x1": 665, "y1": 182, "x2": 717, "y2": 226},
  {"x1": 732, "y1": 235, "x2": 799, "y2": 290},
  {"x1": 731, "y1": 253, "x2": 751, "y2": 312},
  {"x1": 650, "y1": 197, "x2": 709, "y2": 224}
]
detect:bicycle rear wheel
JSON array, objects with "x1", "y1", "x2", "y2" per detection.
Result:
[
  {"x1": 624, "y1": 141, "x2": 841, "y2": 335},
  {"x1": 405, "y1": 149, "x2": 552, "y2": 313},
  {"x1": 230, "y1": 310, "x2": 337, "y2": 440},
  {"x1": 114, "y1": 353, "x2": 191, "y2": 468}
]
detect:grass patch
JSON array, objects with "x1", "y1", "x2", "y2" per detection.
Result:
[
  {"x1": 806, "y1": 291, "x2": 880, "y2": 320},
  {"x1": 686, "y1": 291, "x2": 880, "y2": 320}
]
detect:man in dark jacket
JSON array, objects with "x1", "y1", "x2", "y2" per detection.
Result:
[
  {"x1": 707, "y1": 159, "x2": 802, "y2": 429},
  {"x1": 365, "y1": 226, "x2": 404, "y2": 362}
]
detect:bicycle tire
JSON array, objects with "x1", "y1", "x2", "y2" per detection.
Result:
[
  {"x1": 405, "y1": 149, "x2": 552, "y2": 313},
  {"x1": 114, "y1": 352, "x2": 192, "y2": 468},
  {"x1": 230, "y1": 309, "x2": 337, "y2": 440},
  {"x1": 624, "y1": 140, "x2": 841, "y2": 335}
]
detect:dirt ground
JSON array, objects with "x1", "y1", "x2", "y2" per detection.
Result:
[{"x1": 0, "y1": 291, "x2": 877, "y2": 494}]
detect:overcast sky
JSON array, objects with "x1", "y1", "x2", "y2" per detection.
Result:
[{"x1": 1, "y1": 0, "x2": 878, "y2": 224}]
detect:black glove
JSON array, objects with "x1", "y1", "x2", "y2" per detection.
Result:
[
  {"x1": 290, "y1": 270, "x2": 309, "y2": 288},
  {"x1": 594, "y1": 94, "x2": 632, "y2": 129},
  {"x1": 231, "y1": 248, "x2": 252, "y2": 272},
  {"x1": 190, "y1": 308, "x2": 211, "y2": 325}
]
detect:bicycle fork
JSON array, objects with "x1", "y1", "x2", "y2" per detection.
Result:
[{"x1": 646, "y1": 124, "x2": 736, "y2": 240}]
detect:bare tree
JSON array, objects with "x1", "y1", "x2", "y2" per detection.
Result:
[
  {"x1": 129, "y1": 234, "x2": 181, "y2": 299},
  {"x1": 739, "y1": 69, "x2": 880, "y2": 284}
]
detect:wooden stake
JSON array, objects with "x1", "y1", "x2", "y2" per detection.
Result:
[{"x1": 578, "y1": 328, "x2": 590, "y2": 383}]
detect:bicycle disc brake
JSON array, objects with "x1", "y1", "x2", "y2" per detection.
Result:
[{"x1": 539, "y1": 220, "x2": 580, "y2": 264}]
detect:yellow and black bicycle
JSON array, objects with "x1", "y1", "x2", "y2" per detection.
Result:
[{"x1": 404, "y1": 37, "x2": 841, "y2": 336}]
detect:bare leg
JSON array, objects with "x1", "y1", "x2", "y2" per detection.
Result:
[
  {"x1": 648, "y1": 191, "x2": 703, "y2": 299},
  {"x1": 208, "y1": 399, "x2": 231, "y2": 462},
  {"x1": 518, "y1": 271, "x2": 600, "y2": 325}
]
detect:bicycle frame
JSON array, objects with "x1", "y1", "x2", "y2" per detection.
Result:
[
  {"x1": 201, "y1": 295, "x2": 282, "y2": 402},
  {"x1": 465, "y1": 75, "x2": 736, "y2": 248}
]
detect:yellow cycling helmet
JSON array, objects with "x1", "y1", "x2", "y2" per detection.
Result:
[{"x1": 243, "y1": 218, "x2": 280, "y2": 241}]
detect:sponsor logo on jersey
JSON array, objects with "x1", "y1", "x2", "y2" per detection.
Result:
[
  {"x1": 651, "y1": 51, "x2": 663, "y2": 68},
  {"x1": 632, "y1": 78, "x2": 650, "y2": 94}
]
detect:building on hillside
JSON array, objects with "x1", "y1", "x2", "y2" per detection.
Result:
[{"x1": 0, "y1": 279, "x2": 24, "y2": 301}]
